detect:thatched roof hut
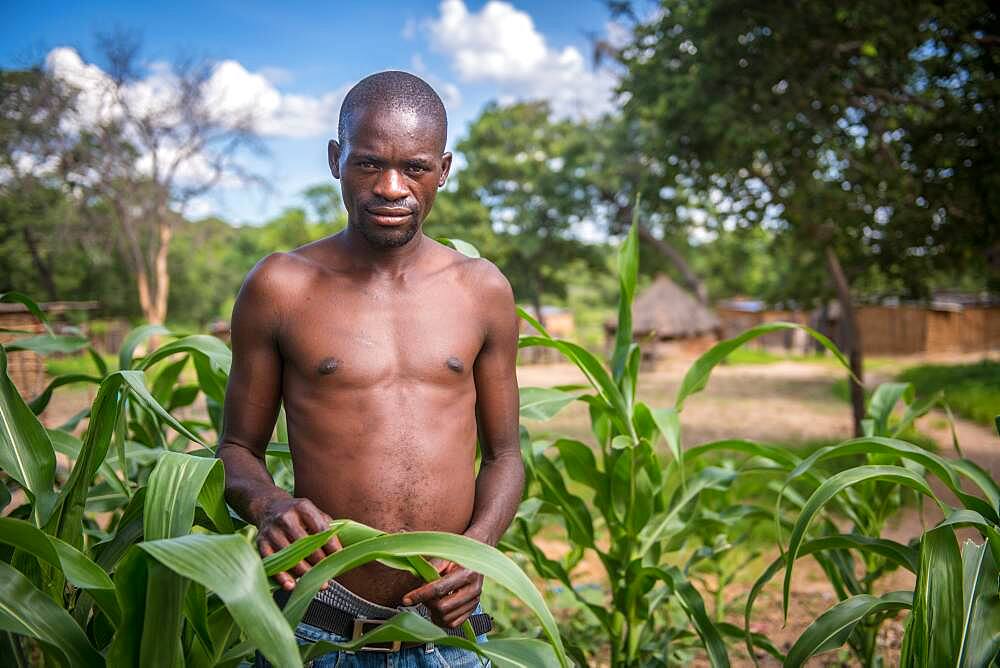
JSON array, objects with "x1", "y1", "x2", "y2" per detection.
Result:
[
  {"x1": 605, "y1": 275, "x2": 720, "y2": 359},
  {"x1": 628, "y1": 275, "x2": 720, "y2": 339}
]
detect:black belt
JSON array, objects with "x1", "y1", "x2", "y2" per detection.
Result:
[{"x1": 275, "y1": 589, "x2": 493, "y2": 653}]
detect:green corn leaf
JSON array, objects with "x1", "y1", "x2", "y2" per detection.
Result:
[
  {"x1": 140, "y1": 334, "x2": 232, "y2": 377},
  {"x1": 87, "y1": 346, "x2": 108, "y2": 376},
  {"x1": 436, "y1": 237, "x2": 481, "y2": 258},
  {"x1": 47, "y1": 427, "x2": 128, "y2": 497},
  {"x1": 5, "y1": 333, "x2": 90, "y2": 355},
  {"x1": 0, "y1": 516, "x2": 120, "y2": 623},
  {"x1": 107, "y1": 547, "x2": 149, "y2": 665},
  {"x1": 91, "y1": 487, "x2": 147, "y2": 575},
  {"x1": 551, "y1": 438, "x2": 602, "y2": 492},
  {"x1": 27, "y1": 372, "x2": 102, "y2": 415},
  {"x1": 138, "y1": 533, "x2": 302, "y2": 668},
  {"x1": 668, "y1": 567, "x2": 731, "y2": 668},
  {"x1": 283, "y1": 530, "x2": 569, "y2": 667},
  {"x1": 949, "y1": 459, "x2": 1000, "y2": 518},
  {"x1": 119, "y1": 370, "x2": 210, "y2": 452},
  {"x1": 0, "y1": 292, "x2": 53, "y2": 335},
  {"x1": 909, "y1": 527, "x2": 964, "y2": 667},
  {"x1": 892, "y1": 391, "x2": 941, "y2": 438},
  {"x1": 145, "y1": 451, "x2": 233, "y2": 540},
  {"x1": 784, "y1": 591, "x2": 912, "y2": 667},
  {"x1": 140, "y1": 560, "x2": 188, "y2": 666},
  {"x1": 0, "y1": 560, "x2": 103, "y2": 667},
  {"x1": 519, "y1": 387, "x2": 578, "y2": 421},
  {"x1": 686, "y1": 438, "x2": 804, "y2": 468},
  {"x1": 957, "y1": 538, "x2": 1000, "y2": 668},
  {"x1": 745, "y1": 531, "x2": 921, "y2": 658},
  {"x1": 782, "y1": 465, "x2": 936, "y2": 622},
  {"x1": 119, "y1": 324, "x2": 172, "y2": 370},
  {"x1": 781, "y1": 437, "x2": 997, "y2": 524},
  {"x1": 611, "y1": 207, "x2": 639, "y2": 384},
  {"x1": 518, "y1": 334, "x2": 631, "y2": 432},
  {"x1": 648, "y1": 405, "x2": 683, "y2": 486},
  {"x1": 44, "y1": 372, "x2": 127, "y2": 547},
  {"x1": 674, "y1": 322, "x2": 850, "y2": 411},
  {"x1": 930, "y1": 510, "x2": 1000, "y2": 566},
  {"x1": 151, "y1": 354, "x2": 189, "y2": 404},
  {"x1": 639, "y1": 467, "x2": 735, "y2": 554},
  {"x1": 0, "y1": 346, "x2": 57, "y2": 526},
  {"x1": 867, "y1": 382, "x2": 914, "y2": 436},
  {"x1": 716, "y1": 622, "x2": 784, "y2": 663},
  {"x1": 531, "y1": 453, "x2": 595, "y2": 547}
]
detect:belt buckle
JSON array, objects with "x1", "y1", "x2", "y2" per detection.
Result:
[{"x1": 352, "y1": 618, "x2": 401, "y2": 653}]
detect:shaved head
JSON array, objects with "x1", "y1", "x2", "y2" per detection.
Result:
[{"x1": 338, "y1": 71, "x2": 448, "y2": 153}]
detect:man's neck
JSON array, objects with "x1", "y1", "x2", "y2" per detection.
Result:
[{"x1": 339, "y1": 224, "x2": 426, "y2": 277}]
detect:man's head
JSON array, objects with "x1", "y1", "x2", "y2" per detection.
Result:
[{"x1": 329, "y1": 71, "x2": 452, "y2": 249}]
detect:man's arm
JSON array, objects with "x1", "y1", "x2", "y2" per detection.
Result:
[
  {"x1": 403, "y1": 261, "x2": 524, "y2": 626},
  {"x1": 217, "y1": 255, "x2": 340, "y2": 590}
]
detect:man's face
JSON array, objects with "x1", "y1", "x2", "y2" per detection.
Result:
[{"x1": 329, "y1": 106, "x2": 452, "y2": 248}]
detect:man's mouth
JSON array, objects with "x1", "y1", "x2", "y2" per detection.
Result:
[{"x1": 366, "y1": 207, "x2": 414, "y2": 226}]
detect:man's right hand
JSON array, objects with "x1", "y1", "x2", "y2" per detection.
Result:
[{"x1": 256, "y1": 497, "x2": 342, "y2": 590}]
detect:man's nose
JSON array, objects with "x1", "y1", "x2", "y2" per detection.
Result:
[{"x1": 372, "y1": 168, "x2": 409, "y2": 201}]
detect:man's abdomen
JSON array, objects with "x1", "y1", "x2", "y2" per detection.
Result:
[{"x1": 283, "y1": 382, "x2": 479, "y2": 605}]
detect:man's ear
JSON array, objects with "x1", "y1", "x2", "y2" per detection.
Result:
[
  {"x1": 328, "y1": 140, "x2": 342, "y2": 179},
  {"x1": 438, "y1": 152, "x2": 453, "y2": 188}
]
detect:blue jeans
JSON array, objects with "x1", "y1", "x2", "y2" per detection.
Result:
[{"x1": 253, "y1": 606, "x2": 490, "y2": 668}]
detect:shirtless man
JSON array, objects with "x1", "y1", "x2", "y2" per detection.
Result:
[{"x1": 217, "y1": 72, "x2": 524, "y2": 664}]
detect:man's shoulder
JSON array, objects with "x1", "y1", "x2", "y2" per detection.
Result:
[
  {"x1": 239, "y1": 250, "x2": 318, "y2": 306},
  {"x1": 431, "y1": 241, "x2": 513, "y2": 303}
]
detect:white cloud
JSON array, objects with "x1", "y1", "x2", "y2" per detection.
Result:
[
  {"x1": 424, "y1": 0, "x2": 617, "y2": 118},
  {"x1": 46, "y1": 47, "x2": 344, "y2": 141}
]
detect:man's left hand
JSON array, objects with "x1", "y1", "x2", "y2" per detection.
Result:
[{"x1": 402, "y1": 560, "x2": 484, "y2": 628}]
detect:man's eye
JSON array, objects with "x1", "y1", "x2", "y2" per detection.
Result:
[
  {"x1": 406, "y1": 165, "x2": 427, "y2": 175},
  {"x1": 358, "y1": 161, "x2": 377, "y2": 169}
]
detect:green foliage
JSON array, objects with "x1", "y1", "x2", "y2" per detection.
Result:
[
  {"x1": 455, "y1": 101, "x2": 607, "y2": 317},
  {"x1": 516, "y1": 221, "x2": 1000, "y2": 666},
  {"x1": 0, "y1": 294, "x2": 566, "y2": 667},
  {"x1": 899, "y1": 360, "x2": 1000, "y2": 427},
  {"x1": 615, "y1": 0, "x2": 999, "y2": 300}
]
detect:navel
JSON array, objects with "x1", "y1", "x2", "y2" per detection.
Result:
[
  {"x1": 446, "y1": 356, "x2": 464, "y2": 373},
  {"x1": 317, "y1": 357, "x2": 341, "y2": 375}
]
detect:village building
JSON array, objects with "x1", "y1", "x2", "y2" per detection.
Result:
[{"x1": 605, "y1": 274, "x2": 721, "y2": 362}]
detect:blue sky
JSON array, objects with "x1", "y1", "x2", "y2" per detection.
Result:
[{"x1": 1, "y1": 1, "x2": 621, "y2": 224}]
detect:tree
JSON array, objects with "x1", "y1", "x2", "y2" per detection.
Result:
[
  {"x1": 59, "y1": 31, "x2": 263, "y2": 325},
  {"x1": 612, "y1": 0, "x2": 999, "y2": 433},
  {"x1": 0, "y1": 67, "x2": 78, "y2": 300},
  {"x1": 456, "y1": 101, "x2": 605, "y2": 326}
]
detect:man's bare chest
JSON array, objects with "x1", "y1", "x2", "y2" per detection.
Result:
[{"x1": 277, "y1": 280, "x2": 484, "y2": 389}]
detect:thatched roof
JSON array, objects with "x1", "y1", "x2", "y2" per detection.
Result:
[{"x1": 608, "y1": 274, "x2": 720, "y2": 339}]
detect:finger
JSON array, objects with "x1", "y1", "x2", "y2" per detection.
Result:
[
  {"x1": 278, "y1": 512, "x2": 309, "y2": 543},
  {"x1": 323, "y1": 535, "x2": 343, "y2": 554},
  {"x1": 442, "y1": 599, "x2": 480, "y2": 628},
  {"x1": 427, "y1": 557, "x2": 450, "y2": 574},
  {"x1": 258, "y1": 541, "x2": 275, "y2": 559},
  {"x1": 289, "y1": 558, "x2": 312, "y2": 578},
  {"x1": 299, "y1": 504, "x2": 334, "y2": 535},
  {"x1": 402, "y1": 570, "x2": 473, "y2": 606},
  {"x1": 275, "y1": 571, "x2": 296, "y2": 591},
  {"x1": 306, "y1": 546, "x2": 328, "y2": 565},
  {"x1": 435, "y1": 583, "x2": 481, "y2": 614}
]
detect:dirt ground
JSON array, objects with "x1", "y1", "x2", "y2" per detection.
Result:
[{"x1": 517, "y1": 354, "x2": 998, "y2": 666}]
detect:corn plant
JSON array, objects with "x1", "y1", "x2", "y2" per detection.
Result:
[
  {"x1": 728, "y1": 384, "x2": 1000, "y2": 667},
  {"x1": 510, "y1": 219, "x2": 1000, "y2": 667},
  {"x1": 0, "y1": 292, "x2": 568, "y2": 667}
]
